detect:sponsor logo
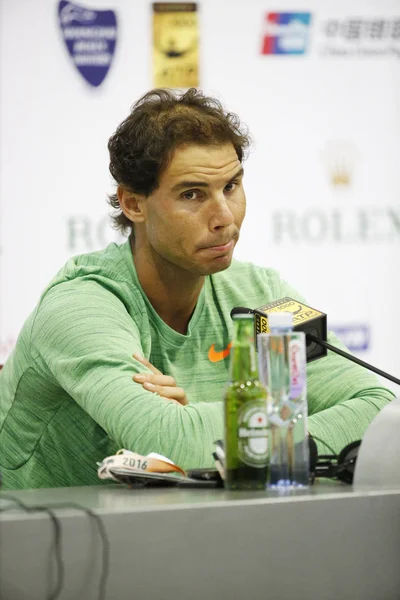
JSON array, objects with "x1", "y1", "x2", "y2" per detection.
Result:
[
  {"x1": 66, "y1": 215, "x2": 126, "y2": 252},
  {"x1": 208, "y1": 342, "x2": 232, "y2": 363},
  {"x1": 270, "y1": 139, "x2": 400, "y2": 245},
  {"x1": 331, "y1": 324, "x2": 370, "y2": 352},
  {"x1": 153, "y1": 2, "x2": 199, "y2": 88},
  {"x1": 321, "y1": 140, "x2": 359, "y2": 188},
  {"x1": 271, "y1": 207, "x2": 400, "y2": 244},
  {"x1": 318, "y1": 17, "x2": 400, "y2": 59},
  {"x1": 255, "y1": 298, "x2": 324, "y2": 335},
  {"x1": 58, "y1": 0, "x2": 117, "y2": 87},
  {"x1": 261, "y1": 12, "x2": 312, "y2": 55}
]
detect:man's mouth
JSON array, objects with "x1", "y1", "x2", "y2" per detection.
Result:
[{"x1": 200, "y1": 239, "x2": 235, "y2": 253}]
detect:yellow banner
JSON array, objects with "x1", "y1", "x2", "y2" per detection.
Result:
[{"x1": 153, "y1": 3, "x2": 199, "y2": 88}]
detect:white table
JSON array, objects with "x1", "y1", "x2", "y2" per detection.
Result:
[{"x1": 1, "y1": 481, "x2": 400, "y2": 600}]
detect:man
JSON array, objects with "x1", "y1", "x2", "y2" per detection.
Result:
[{"x1": 0, "y1": 89, "x2": 394, "y2": 489}]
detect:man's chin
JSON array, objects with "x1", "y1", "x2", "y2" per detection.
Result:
[{"x1": 199, "y1": 256, "x2": 233, "y2": 276}]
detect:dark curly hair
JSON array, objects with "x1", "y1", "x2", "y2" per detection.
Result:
[{"x1": 107, "y1": 88, "x2": 251, "y2": 234}]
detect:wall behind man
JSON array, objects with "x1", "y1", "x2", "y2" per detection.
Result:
[{"x1": 0, "y1": 0, "x2": 399, "y2": 390}]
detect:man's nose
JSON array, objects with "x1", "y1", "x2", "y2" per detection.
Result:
[{"x1": 208, "y1": 194, "x2": 235, "y2": 231}]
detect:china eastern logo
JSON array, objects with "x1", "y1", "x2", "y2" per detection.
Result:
[{"x1": 261, "y1": 12, "x2": 312, "y2": 55}]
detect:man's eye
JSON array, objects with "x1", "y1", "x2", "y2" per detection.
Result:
[
  {"x1": 225, "y1": 182, "x2": 237, "y2": 192},
  {"x1": 181, "y1": 190, "x2": 199, "y2": 200}
]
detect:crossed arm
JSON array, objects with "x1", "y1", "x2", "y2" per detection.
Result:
[{"x1": 34, "y1": 280, "x2": 394, "y2": 468}]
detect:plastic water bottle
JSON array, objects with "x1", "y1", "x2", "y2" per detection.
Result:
[{"x1": 258, "y1": 312, "x2": 309, "y2": 488}]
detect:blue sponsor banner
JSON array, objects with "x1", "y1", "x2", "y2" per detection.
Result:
[
  {"x1": 58, "y1": 1, "x2": 117, "y2": 87},
  {"x1": 331, "y1": 324, "x2": 370, "y2": 352}
]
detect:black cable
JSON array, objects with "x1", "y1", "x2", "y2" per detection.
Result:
[
  {"x1": 0, "y1": 495, "x2": 110, "y2": 600},
  {"x1": 0, "y1": 497, "x2": 64, "y2": 599},
  {"x1": 307, "y1": 333, "x2": 400, "y2": 386},
  {"x1": 44, "y1": 502, "x2": 110, "y2": 600}
]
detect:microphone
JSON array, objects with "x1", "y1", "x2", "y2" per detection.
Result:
[
  {"x1": 254, "y1": 297, "x2": 328, "y2": 362},
  {"x1": 232, "y1": 297, "x2": 400, "y2": 386}
]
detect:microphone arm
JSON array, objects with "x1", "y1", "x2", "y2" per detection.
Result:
[
  {"x1": 229, "y1": 304, "x2": 400, "y2": 386},
  {"x1": 306, "y1": 334, "x2": 400, "y2": 386}
]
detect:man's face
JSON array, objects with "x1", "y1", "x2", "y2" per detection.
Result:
[{"x1": 141, "y1": 143, "x2": 246, "y2": 276}]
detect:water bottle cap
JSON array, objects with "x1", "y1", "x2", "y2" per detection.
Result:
[{"x1": 267, "y1": 312, "x2": 293, "y2": 329}]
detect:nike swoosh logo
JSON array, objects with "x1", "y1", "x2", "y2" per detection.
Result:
[{"x1": 208, "y1": 342, "x2": 232, "y2": 363}]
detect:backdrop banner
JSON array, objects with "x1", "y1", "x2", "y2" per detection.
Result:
[{"x1": 1, "y1": 0, "x2": 399, "y2": 391}]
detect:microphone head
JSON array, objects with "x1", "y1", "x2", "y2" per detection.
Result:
[
  {"x1": 230, "y1": 306, "x2": 254, "y2": 320},
  {"x1": 253, "y1": 297, "x2": 327, "y2": 363}
]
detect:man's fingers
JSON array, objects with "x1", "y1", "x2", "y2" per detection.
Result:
[
  {"x1": 132, "y1": 373, "x2": 176, "y2": 387},
  {"x1": 131, "y1": 355, "x2": 188, "y2": 406},
  {"x1": 143, "y1": 382, "x2": 188, "y2": 406},
  {"x1": 143, "y1": 381, "x2": 185, "y2": 399},
  {"x1": 132, "y1": 353, "x2": 162, "y2": 375}
]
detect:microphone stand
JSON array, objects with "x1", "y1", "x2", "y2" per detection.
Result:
[{"x1": 306, "y1": 334, "x2": 400, "y2": 386}]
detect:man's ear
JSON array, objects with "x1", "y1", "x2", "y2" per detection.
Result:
[{"x1": 117, "y1": 186, "x2": 146, "y2": 224}]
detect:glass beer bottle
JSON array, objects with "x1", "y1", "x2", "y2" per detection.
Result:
[{"x1": 224, "y1": 313, "x2": 269, "y2": 490}]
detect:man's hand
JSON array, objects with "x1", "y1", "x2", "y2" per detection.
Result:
[{"x1": 132, "y1": 353, "x2": 188, "y2": 406}]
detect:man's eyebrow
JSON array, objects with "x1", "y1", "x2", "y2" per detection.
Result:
[
  {"x1": 228, "y1": 167, "x2": 244, "y2": 182},
  {"x1": 171, "y1": 167, "x2": 244, "y2": 192}
]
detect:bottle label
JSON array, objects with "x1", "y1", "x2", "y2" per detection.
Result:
[
  {"x1": 289, "y1": 338, "x2": 305, "y2": 399},
  {"x1": 237, "y1": 404, "x2": 268, "y2": 468}
]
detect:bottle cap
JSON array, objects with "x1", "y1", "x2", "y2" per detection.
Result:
[
  {"x1": 231, "y1": 312, "x2": 254, "y2": 320},
  {"x1": 230, "y1": 306, "x2": 254, "y2": 319},
  {"x1": 267, "y1": 312, "x2": 293, "y2": 329}
]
